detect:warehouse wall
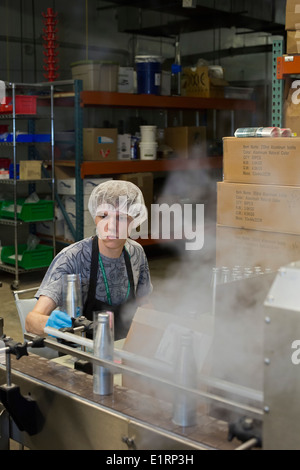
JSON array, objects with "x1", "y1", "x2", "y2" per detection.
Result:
[{"x1": 0, "y1": 0, "x2": 284, "y2": 87}]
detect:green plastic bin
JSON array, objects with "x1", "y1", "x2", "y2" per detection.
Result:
[
  {"x1": 1, "y1": 244, "x2": 54, "y2": 270},
  {"x1": 0, "y1": 199, "x2": 54, "y2": 222}
]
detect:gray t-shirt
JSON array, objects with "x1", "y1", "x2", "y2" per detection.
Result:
[{"x1": 36, "y1": 237, "x2": 152, "y2": 309}]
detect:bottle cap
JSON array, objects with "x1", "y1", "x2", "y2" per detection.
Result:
[{"x1": 97, "y1": 312, "x2": 109, "y2": 323}]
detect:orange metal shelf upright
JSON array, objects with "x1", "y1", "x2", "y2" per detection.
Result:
[{"x1": 277, "y1": 55, "x2": 300, "y2": 79}]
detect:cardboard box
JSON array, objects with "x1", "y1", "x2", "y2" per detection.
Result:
[
  {"x1": 181, "y1": 66, "x2": 228, "y2": 98},
  {"x1": 217, "y1": 181, "x2": 300, "y2": 235},
  {"x1": 83, "y1": 128, "x2": 118, "y2": 161},
  {"x1": 287, "y1": 30, "x2": 300, "y2": 54},
  {"x1": 216, "y1": 226, "x2": 300, "y2": 271},
  {"x1": 36, "y1": 220, "x2": 64, "y2": 238},
  {"x1": 284, "y1": 82, "x2": 300, "y2": 136},
  {"x1": 223, "y1": 136, "x2": 300, "y2": 185},
  {"x1": 83, "y1": 177, "x2": 112, "y2": 195},
  {"x1": 286, "y1": 0, "x2": 300, "y2": 30},
  {"x1": 19, "y1": 161, "x2": 41, "y2": 180},
  {"x1": 57, "y1": 178, "x2": 76, "y2": 195},
  {"x1": 164, "y1": 126, "x2": 206, "y2": 159}
]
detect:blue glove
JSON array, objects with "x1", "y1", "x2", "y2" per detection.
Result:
[{"x1": 46, "y1": 310, "x2": 72, "y2": 330}]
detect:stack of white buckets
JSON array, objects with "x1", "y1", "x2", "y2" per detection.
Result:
[{"x1": 139, "y1": 125, "x2": 157, "y2": 160}]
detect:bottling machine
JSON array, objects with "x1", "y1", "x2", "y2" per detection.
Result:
[{"x1": 0, "y1": 262, "x2": 297, "y2": 450}]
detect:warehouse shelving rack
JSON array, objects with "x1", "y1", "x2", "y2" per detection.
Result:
[
  {"x1": 0, "y1": 82, "x2": 56, "y2": 288},
  {"x1": 53, "y1": 89, "x2": 255, "y2": 245},
  {"x1": 272, "y1": 37, "x2": 300, "y2": 128}
]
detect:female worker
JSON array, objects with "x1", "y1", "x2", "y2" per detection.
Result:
[{"x1": 25, "y1": 180, "x2": 153, "y2": 340}]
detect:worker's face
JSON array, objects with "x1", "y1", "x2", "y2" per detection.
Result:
[{"x1": 95, "y1": 211, "x2": 133, "y2": 248}]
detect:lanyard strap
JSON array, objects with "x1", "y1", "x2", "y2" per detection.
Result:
[{"x1": 98, "y1": 251, "x2": 131, "y2": 306}]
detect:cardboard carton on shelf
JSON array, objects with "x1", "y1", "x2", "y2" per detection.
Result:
[
  {"x1": 216, "y1": 226, "x2": 300, "y2": 271},
  {"x1": 181, "y1": 66, "x2": 228, "y2": 98},
  {"x1": 285, "y1": 0, "x2": 300, "y2": 30},
  {"x1": 286, "y1": 30, "x2": 300, "y2": 54},
  {"x1": 19, "y1": 161, "x2": 41, "y2": 180},
  {"x1": 223, "y1": 136, "x2": 300, "y2": 185},
  {"x1": 56, "y1": 165, "x2": 112, "y2": 196},
  {"x1": 164, "y1": 126, "x2": 206, "y2": 160},
  {"x1": 284, "y1": 81, "x2": 300, "y2": 136},
  {"x1": 217, "y1": 181, "x2": 300, "y2": 235},
  {"x1": 83, "y1": 128, "x2": 118, "y2": 162}
]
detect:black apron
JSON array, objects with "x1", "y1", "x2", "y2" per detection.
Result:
[{"x1": 83, "y1": 236, "x2": 136, "y2": 340}]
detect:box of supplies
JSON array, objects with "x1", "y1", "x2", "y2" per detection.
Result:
[
  {"x1": 83, "y1": 128, "x2": 118, "y2": 161},
  {"x1": 181, "y1": 66, "x2": 228, "y2": 98},
  {"x1": 216, "y1": 226, "x2": 300, "y2": 271},
  {"x1": 19, "y1": 160, "x2": 42, "y2": 180},
  {"x1": 285, "y1": 0, "x2": 300, "y2": 30},
  {"x1": 217, "y1": 181, "x2": 300, "y2": 235},
  {"x1": 164, "y1": 126, "x2": 206, "y2": 159},
  {"x1": 223, "y1": 136, "x2": 300, "y2": 185}
]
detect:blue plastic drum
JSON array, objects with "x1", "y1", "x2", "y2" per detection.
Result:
[{"x1": 135, "y1": 55, "x2": 162, "y2": 95}]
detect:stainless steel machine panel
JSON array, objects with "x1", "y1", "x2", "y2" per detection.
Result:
[
  {"x1": 264, "y1": 262, "x2": 300, "y2": 450},
  {"x1": 0, "y1": 354, "x2": 236, "y2": 450}
]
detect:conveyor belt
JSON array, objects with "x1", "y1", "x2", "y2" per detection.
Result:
[{"x1": 0, "y1": 353, "x2": 241, "y2": 450}]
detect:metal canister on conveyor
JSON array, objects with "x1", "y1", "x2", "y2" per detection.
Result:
[
  {"x1": 63, "y1": 274, "x2": 82, "y2": 318},
  {"x1": 172, "y1": 331, "x2": 197, "y2": 427},
  {"x1": 93, "y1": 312, "x2": 114, "y2": 396}
]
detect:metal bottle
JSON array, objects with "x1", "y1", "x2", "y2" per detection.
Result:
[
  {"x1": 93, "y1": 312, "x2": 114, "y2": 396},
  {"x1": 64, "y1": 274, "x2": 82, "y2": 318},
  {"x1": 172, "y1": 331, "x2": 197, "y2": 427}
]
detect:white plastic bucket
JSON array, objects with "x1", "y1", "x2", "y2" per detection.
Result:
[
  {"x1": 140, "y1": 125, "x2": 157, "y2": 142},
  {"x1": 139, "y1": 141, "x2": 157, "y2": 160}
]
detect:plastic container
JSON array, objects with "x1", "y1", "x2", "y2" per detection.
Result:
[
  {"x1": 9, "y1": 163, "x2": 19, "y2": 179},
  {"x1": 140, "y1": 125, "x2": 157, "y2": 142},
  {"x1": 0, "y1": 158, "x2": 11, "y2": 170},
  {"x1": 71, "y1": 60, "x2": 119, "y2": 91},
  {"x1": 135, "y1": 55, "x2": 162, "y2": 95},
  {"x1": 0, "y1": 95, "x2": 37, "y2": 115},
  {"x1": 0, "y1": 199, "x2": 54, "y2": 222},
  {"x1": 139, "y1": 141, "x2": 157, "y2": 160},
  {"x1": 1, "y1": 243, "x2": 53, "y2": 269}
]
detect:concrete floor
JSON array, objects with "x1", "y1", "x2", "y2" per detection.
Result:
[{"x1": 0, "y1": 235, "x2": 216, "y2": 343}]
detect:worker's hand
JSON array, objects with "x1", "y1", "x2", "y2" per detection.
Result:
[{"x1": 45, "y1": 310, "x2": 72, "y2": 330}]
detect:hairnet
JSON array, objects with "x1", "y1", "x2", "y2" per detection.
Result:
[{"x1": 88, "y1": 180, "x2": 148, "y2": 229}]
